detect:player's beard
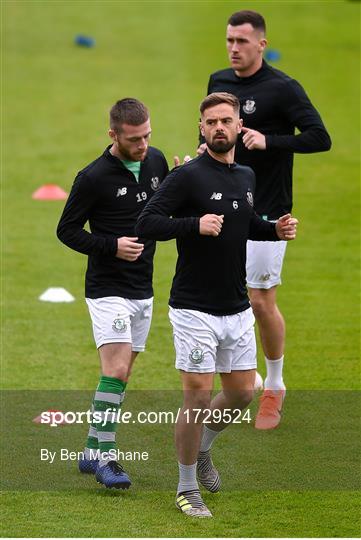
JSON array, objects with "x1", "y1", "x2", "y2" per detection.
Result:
[
  {"x1": 207, "y1": 133, "x2": 237, "y2": 154},
  {"x1": 115, "y1": 136, "x2": 148, "y2": 162},
  {"x1": 120, "y1": 146, "x2": 147, "y2": 162}
]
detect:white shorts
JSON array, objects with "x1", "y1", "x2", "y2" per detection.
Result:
[
  {"x1": 169, "y1": 307, "x2": 257, "y2": 374},
  {"x1": 246, "y1": 239, "x2": 287, "y2": 289},
  {"x1": 86, "y1": 296, "x2": 153, "y2": 351}
]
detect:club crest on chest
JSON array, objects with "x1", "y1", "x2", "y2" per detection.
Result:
[
  {"x1": 246, "y1": 190, "x2": 254, "y2": 206},
  {"x1": 242, "y1": 100, "x2": 256, "y2": 114},
  {"x1": 150, "y1": 176, "x2": 160, "y2": 190}
]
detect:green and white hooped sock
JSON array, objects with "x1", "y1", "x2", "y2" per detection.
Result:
[
  {"x1": 84, "y1": 404, "x2": 100, "y2": 460},
  {"x1": 90, "y1": 375, "x2": 127, "y2": 467}
]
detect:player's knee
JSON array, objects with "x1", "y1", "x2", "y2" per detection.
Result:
[
  {"x1": 183, "y1": 392, "x2": 211, "y2": 411},
  {"x1": 250, "y1": 294, "x2": 276, "y2": 320},
  {"x1": 224, "y1": 388, "x2": 254, "y2": 408},
  {"x1": 238, "y1": 388, "x2": 254, "y2": 407},
  {"x1": 250, "y1": 300, "x2": 267, "y2": 320}
]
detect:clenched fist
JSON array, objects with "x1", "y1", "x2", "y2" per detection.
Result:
[
  {"x1": 275, "y1": 214, "x2": 299, "y2": 240},
  {"x1": 199, "y1": 214, "x2": 224, "y2": 237},
  {"x1": 116, "y1": 236, "x2": 144, "y2": 261}
]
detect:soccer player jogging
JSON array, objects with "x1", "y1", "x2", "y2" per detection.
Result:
[
  {"x1": 136, "y1": 92, "x2": 298, "y2": 517},
  {"x1": 57, "y1": 98, "x2": 168, "y2": 489},
  {"x1": 198, "y1": 10, "x2": 331, "y2": 429}
]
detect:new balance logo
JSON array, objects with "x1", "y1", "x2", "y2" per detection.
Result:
[
  {"x1": 116, "y1": 187, "x2": 127, "y2": 197},
  {"x1": 210, "y1": 192, "x2": 222, "y2": 200}
]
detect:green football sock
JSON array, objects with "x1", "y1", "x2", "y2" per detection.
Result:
[
  {"x1": 92, "y1": 375, "x2": 127, "y2": 466},
  {"x1": 84, "y1": 404, "x2": 100, "y2": 460}
]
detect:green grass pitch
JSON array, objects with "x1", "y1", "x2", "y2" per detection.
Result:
[{"x1": 2, "y1": 0, "x2": 360, "y2": 537}]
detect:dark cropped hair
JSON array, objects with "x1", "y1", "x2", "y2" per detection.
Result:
[
  {"x1": 228, "y1": 10, "x2": 266, "y2": 34},
  {"x1": 110, "y1": 98, "x2": 149, "y2": 132},
  {"x1": 200, "y1": 92, "x2": 240, "y2": 115}
]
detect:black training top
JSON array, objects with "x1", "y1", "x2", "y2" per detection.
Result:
[
  {"x1": 205, "y1": 61, "x2": 332, "y2": 219},
  {"x1": 136, "y1": 151, "x2": 279, "y2": 316},
  {"x1": 57, "y1": 145, "x2": 169, "y2": 299}
]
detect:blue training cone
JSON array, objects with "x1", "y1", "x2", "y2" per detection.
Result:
[
  {"x1": 265, "y1": 49, "x2": 281, "y2": 62},
  {"x1": 74, "y1": 35, "x2": 95, "y2": 47}
]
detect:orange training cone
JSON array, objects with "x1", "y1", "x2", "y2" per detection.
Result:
[{"x1": 32, "y1": 184, "x2": 68, "y2": 200}]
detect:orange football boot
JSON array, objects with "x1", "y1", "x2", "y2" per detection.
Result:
[{"x1": 255, "y1": 389, "x2": 286, "y2": 430}]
